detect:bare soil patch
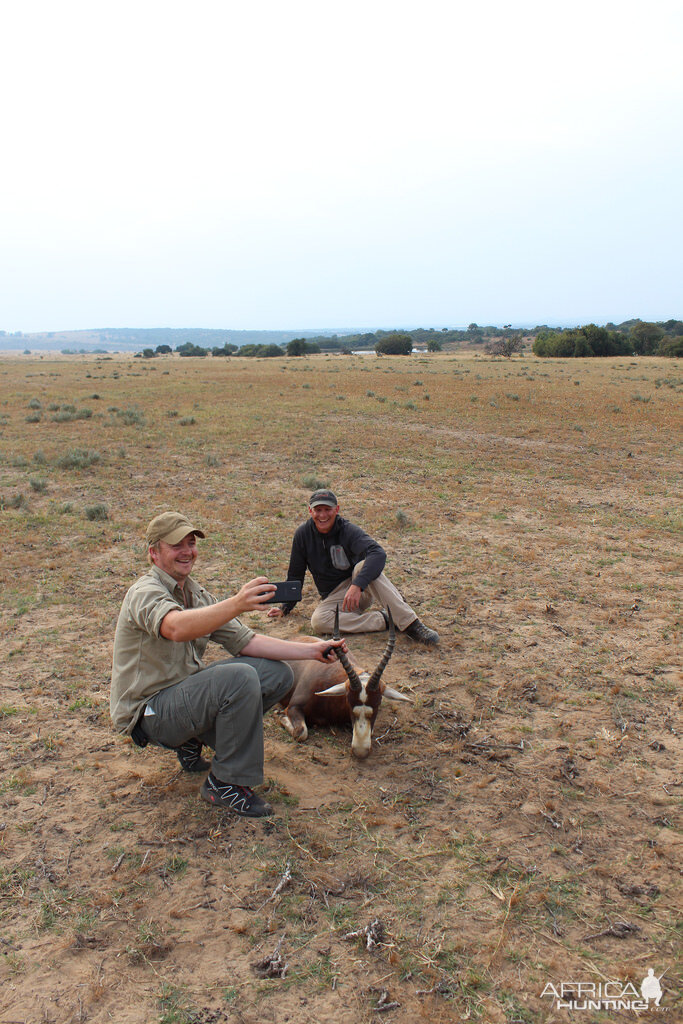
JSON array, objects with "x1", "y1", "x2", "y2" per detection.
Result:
[{"x1": 0, "y1": 352, "x2": 681, "y2": 1023}]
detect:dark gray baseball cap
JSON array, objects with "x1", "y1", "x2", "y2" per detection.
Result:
[{"x1": 309, "y1": 489, "x2": 338, "y2": 508}]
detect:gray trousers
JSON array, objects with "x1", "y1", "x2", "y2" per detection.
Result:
[
  {"x1": 142, "y1": 657, "x2": 293, "y2": 787},
  {"x1": 310, "y1": 560, "x2": 417, "y2": 634}
]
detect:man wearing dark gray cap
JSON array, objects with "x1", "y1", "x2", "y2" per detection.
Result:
[
  {"x1": 269, "y1": 490, "x2": 438, "y2": 645},
  {"x1": 111, "y1": 512, "x2": 345, "y2": 818}
]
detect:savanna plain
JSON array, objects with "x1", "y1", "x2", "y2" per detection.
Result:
[{"x1": 0, "y1": 351, "x2": 681, "y2": 1024}]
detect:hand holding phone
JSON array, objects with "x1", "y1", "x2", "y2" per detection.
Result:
[{"x1": 260, "y1": 580, "x2": 302, "y2": 604}]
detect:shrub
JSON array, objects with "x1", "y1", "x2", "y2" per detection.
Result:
[
  {"x1": 4, "y1": 493, "x2": 28, "y2": 510},
  {"x1": 85, "y1": 504, "x2": 109, "y2": 521},
  {"x1": 56, "y1": 448, "x2": 101, "y2": 470},
  {"x1": 51, "y1": 406, "x2": 93, "y2": 422},
  {"x1": 486, "y1": 336, "x2": 525, "y2": 358},
  {"x1": 631, "y1": 322, "x2": 664, "y2": 355},
  {"x1": 177, "y1": 343, "x2": 208, "y2": 357},
  {"x1": 533, "y1": 325, "x2": 633, "y2": 358},
  {"x1": 658, "y1": 336, "x2": 683, "y2": 358},
  {"x1": 375, "y1": 334, "x2": 413, "y2": 356},
  {"x1": 302, "y1": 473, "x2": 327, "y2": 490},
  {"x1": 287, "y1": 338, "x2": 319, "y2": 356},
  {"x1": 116, "y1": 408, "x2": 146, "y2": 426}
]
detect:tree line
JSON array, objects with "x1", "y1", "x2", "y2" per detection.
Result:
[
  {"x1": 130, "y1": 319, "x2": 682, "y2": 359},
  {"x1": 532, "y1": 321, "x2": 682, "y2": 358}
]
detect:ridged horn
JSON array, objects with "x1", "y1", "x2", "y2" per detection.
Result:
[
  {"x1": 332, "y1": 603, "x2": 362, "y2": 692},
  {"x1": 366, "y1": 608, "x2": 396, "y2": 692}
]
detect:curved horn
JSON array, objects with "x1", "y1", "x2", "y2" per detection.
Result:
[
  {"x1": 383, "y1": 686, "x2": 413, "y2": 703},
  {"x1": 366, "y1": 608, "x2": 396, "y2": 692},
  {"x1": 333, "y1": 604, "x2": 362, "y2": 692}
]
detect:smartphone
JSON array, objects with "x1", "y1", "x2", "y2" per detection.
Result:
[{"x1": 261, "y1": 580, "x2": 302, "y2": 604}]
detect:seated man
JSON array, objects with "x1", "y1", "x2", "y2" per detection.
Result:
[
  {"x1": 268, "y1": 489, "x2": 438, "y2": 645},
  {"x1": 111, "y1": 512, "x2": 345, "y2": 818}
]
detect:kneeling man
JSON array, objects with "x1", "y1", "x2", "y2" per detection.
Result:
[
  {"x1": 270, "y1": 489, "x2": 438, "y2": 645},
  {"x1": 111, "y1": 512, "x2": 344, "y2": 818}
]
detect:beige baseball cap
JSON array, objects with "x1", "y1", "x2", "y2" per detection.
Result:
[{"x1": 145, "y1": 512, "x2": 206, "y2": 547}]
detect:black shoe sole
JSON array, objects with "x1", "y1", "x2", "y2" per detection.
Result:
[{"x1": 177, "y1": 755, "x2": 211, "y2": 773}]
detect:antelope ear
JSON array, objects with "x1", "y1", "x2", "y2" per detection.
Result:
[
  {"x1": 383, "y1": 686, "x2": 413, "y2": 704},
  {"x1": 317, "y1": 682, "x2": 348, "y2": 697}
]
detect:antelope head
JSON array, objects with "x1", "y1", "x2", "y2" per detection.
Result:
[{"x1": 318, "y1": 605, "x2": 412, "y2": 758}]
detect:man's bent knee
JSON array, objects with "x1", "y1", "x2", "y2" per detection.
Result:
[
  {"x1": 209, "y1": 662, "x2": 262, "y2": 704},
  {"x1": 310, "y1": 606, "x2": 333, "y2": 634}
]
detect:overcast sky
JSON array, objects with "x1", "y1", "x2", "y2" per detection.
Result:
[{"x1": 1, "y1": 0, "x2": 681, "y2": 333}]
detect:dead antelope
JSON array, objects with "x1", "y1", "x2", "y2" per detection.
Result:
[{"x1": 279, "y1": 607, "x2": 412, "y2": 758}]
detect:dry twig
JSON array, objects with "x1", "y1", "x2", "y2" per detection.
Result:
[
  {"x1": 252, "y1": 935, "x2": 288, "y2": 978},
  {"x1": 344, "y1": 917, "x2": 386, "y2": 950}
]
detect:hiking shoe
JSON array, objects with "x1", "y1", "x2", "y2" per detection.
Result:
[
  {"x1": 200, "y1": 773, "x2": 273, "y2": 817},
  {"x1": 176, "y1": 738, "x2": 211, "y2": 773},
  {"x1": 403, "y1": 618, "x2": 439, "y2": 646}
]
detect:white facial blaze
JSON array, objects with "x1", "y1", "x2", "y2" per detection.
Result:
[{"x1": 351, "y1": 703, "x2": 373, "y2": 758}]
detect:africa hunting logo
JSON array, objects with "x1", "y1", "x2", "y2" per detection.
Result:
[{"x1": 540, "y1": 968, "x2": 667, "y2": 1012}]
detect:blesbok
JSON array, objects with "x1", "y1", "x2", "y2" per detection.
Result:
[{"x1": 278, "y1": 607, "x2": 412, "y2": 758}]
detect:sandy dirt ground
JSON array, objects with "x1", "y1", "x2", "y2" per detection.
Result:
[{"x1": 0, "y1": 351, "x2": 680, "y2": 1023}]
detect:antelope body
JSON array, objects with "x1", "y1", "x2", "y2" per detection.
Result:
[{"x1": 279, "y1": 609, "x2": 411, "y2": 758}]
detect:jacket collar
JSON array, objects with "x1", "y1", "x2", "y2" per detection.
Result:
[{"x1": 149, "y1": 563, "x2": 201, "y2": 601}]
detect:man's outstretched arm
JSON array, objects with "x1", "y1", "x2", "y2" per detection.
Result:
[
  {"x1": 159, "y1": 577, "x2": 276, "y2": 642},
  {"x1": 241, "y1": 634, "x2": 346, "y2": 663}
]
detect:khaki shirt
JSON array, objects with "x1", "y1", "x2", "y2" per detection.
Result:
[{"x1": 110, "y1": 565, "x2": 254, "y2": 734}]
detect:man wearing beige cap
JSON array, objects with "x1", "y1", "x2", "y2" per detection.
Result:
[
  {"x1": 269, "y1": 490, "x2": 439, "y2": 645},
  {"x1": 111, "y1": 512, "x2": 345, "y2": 818}
]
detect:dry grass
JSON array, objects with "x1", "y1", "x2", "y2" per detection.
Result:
[{"x1": 0, "y1": 351, "x2": 681, "y2": 1023}]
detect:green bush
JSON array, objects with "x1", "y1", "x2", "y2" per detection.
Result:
[
  {"x1": 177, "y1": 343, "x2": 208, "y2": 357},
  {"x1": 302, "y1": 473, "x2": 327, "y2": 490},
  {"x1": 85, "y1": 504, "x2": 109, "y2": 521},
  {"x1": 375, "y1": 333, "x2": 413, "y2": 355},
  {"x1": 533, "y1": 324, "x2": 633, "y2": 358},
  {"x1": 56, "y1": 448, "x2": 101, "y2": 470},
  {"x1": 116, "y1": 408, "x2": 146, "y2": 426},
  {"x1": 658, "y1": 336, "x2": 683, "y2": 358},
  {"x1": 631, "y1": 322, "x2": 664, "y2": 355},
  {"x1": 51, "y1": 406, "x2": 93, "y2": 422},
  {"x1": 4, "y1": 493, "x2": 28, "y2": 510}
]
